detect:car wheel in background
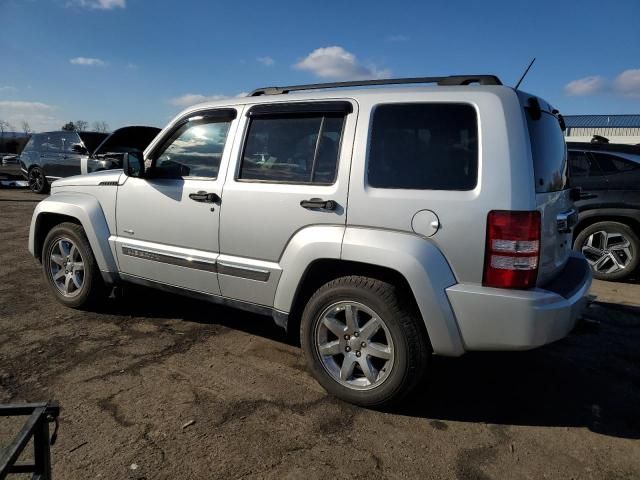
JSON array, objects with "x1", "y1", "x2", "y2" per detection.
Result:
[
  {"x1": 575, "y1": 221, "x2": 640, "y2": 281},
  {"x1": 28, "y1": 166, "x2": 49, "y2": 194}
]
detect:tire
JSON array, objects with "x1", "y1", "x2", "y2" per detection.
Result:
[
  {"x1": 28, "y1": 166, "x2": 49, "y2": 194},
  {"x1": 300, "y1": 275, "x2": 431, "y2": 407},
  {"x1": 42, "y1": 222, "x2": 107, "y2": 308},
  {"x1": 574, "y1": 221, "x2": 640, "y2": 281}
]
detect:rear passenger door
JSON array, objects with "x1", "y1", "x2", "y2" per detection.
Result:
[{"x1": 217, "y1": 101, "x2": 356, "y2": 306}]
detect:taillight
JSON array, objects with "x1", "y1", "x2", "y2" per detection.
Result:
[{"x1": 483, "y1": 210, "x2": 541, "y2": 289}]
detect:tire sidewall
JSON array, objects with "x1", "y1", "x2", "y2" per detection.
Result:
[
  {"x1": 301, "y1": 282, "x2": 413, "y2": 406},
  {"x1": 42, "y1": 224, "x2": 98, "y2": 308},
  {"x1": 575, "y1": 221, "x2": 640, "y2": 281}
]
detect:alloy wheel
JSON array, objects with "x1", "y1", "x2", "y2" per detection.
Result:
[
  {"x1": 47, "y1": 237, "x2": 85, "y2": 297},
  {"x1": 582, "y1": 230, "x2": 633, "y2": 274},
  {"x1": 28, "y1": 169, "x2": 43, "y2": 192},
  {"x1": 315, "y1": 301, "x2": 394, "y2": 390}
]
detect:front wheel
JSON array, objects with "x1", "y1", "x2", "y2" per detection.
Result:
[
  {"x1": 300, "y1": 276, "x2": 431, "y2": 407},
  {"x1": 42, "y1": 222, "x2": 107, "y2": 308},
  {"x1": 574, "y1": 221, "x2": 640, "y2": 281},
  {"x1": 28, "y1": 166, "x2": 49, "y2": 194}
]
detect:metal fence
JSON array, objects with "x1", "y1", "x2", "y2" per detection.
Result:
[{"x1": 0, "y1": 401, "x2": 59, "y2": 480}]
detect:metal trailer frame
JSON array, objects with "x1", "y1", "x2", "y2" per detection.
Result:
[{"x1": 0, "y1": 402, "x2": 59, "y2": 480}]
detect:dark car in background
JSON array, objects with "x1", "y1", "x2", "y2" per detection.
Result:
[
  {"x1": 20, "y1": 126, "x2": 160, "y2": 193},
  {"x1": 568, "y1": 141, "x2": 640, "y2": 281}
]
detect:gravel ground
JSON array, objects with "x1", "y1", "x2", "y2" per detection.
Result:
[{"x1": 1, "y1": 188, "x2": 639, "y2": 479}]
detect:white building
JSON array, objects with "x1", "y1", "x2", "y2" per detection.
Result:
[{"x1": 564, "y1": 115, "x2": 640, "y2": 145}]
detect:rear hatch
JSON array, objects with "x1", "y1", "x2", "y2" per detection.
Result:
[{"x1": 519, "y1": 92, "x2": 574, "y2": 285}]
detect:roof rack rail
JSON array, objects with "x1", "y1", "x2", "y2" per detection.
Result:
[{"x1": 249, "y1": 75, "x2": 502, "y2": 96}]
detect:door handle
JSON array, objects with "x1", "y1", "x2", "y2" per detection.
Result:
[
  {"x1": 579, "y1": 192, "x2": 598, "y2": 200},
  {"x1": 300, "y1": 198, "x2": 337, "y2": 211},
  {"x1": 189, "y1": 191, "x2": 221, "y2": 203}
]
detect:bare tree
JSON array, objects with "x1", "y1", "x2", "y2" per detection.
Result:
[
  {"x1": 75, "y1": 120, "x2": 89, "y2": 132},
  {"x1": 21, "y1": 120, "x2": 32, "y2": 135},
  {"x1": 92, "y1": 120, "x2": 110, "y2": 133},
  {"x1": 0, "y1": 120, "x2": 13, "y2": 136}
]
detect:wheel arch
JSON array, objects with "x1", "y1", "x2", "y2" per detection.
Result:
[
  {"x1": 29, "y1": 194, "x2": 118, "y2": 276},
  {"x1": 284, "y1": 258, "x2": 423, "y2": 341},
  {"x1": 574, "y1": 209, "x2": 640, "y2": 243},
  {"x1": 274, "y1": 226, "x2": 465, "y2": 356}
]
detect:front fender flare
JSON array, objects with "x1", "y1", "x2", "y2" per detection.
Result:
[{"x1": 29, "y1": 193, "x2": 118, "y2": 274}]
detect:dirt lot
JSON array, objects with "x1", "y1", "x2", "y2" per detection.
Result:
[{"x1": 1, "y1": 188, "x2": 639, "y2": 479}]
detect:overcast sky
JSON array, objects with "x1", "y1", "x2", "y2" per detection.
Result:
[{"x1": 1, "y1": 0, "x2": 639, "y2": 132}]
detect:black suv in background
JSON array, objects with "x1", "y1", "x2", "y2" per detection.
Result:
[
  {"x1": 20, "y1": 126, "x2": 160, "y2": 193},
  {"x1": 568, "y1": 141, "x2": 640, "y2": 281}
]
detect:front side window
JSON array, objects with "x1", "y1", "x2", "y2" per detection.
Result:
[
  {"x1": 44, "y1": 134, "x2": 63, "y2": 153},
  {"x1": 591, "y1": 152, "x2": 640, "y2": 175},
  {"x1": 239, "y1": 114, "x2": 344, "y2": 184},
  {"x1": 368, "y1": 103, "x2": 478, "y2": 190},
  {"x1": 152, "y1": 119, "x2": 231, "y2": 179}
]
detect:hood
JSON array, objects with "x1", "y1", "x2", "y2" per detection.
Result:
[
  {"x1": 51, "y1": 169, "x2": 124, "y2": 188},
  {"x1": 93, "y1": 126, "x2": 161, "y2": 157}
]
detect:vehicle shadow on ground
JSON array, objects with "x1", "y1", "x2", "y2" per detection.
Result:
[
  {"x1": 97, "y1": 284, "x2": 289, "y2": 344},
  {"x1": 96, "y1": 285, "x2": 640, "y2": 440},
  {"x1": 394, "y1": 305, "x2": 640, "y2": 440}
]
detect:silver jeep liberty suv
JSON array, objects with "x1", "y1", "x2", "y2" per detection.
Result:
[{"x1": 29, "y1": 75, "x2": 592, "y2": 406}]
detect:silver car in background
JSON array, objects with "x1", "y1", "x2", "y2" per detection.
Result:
[{"x1": 28, "y1": 75, "x2": 591, "y2": 406}]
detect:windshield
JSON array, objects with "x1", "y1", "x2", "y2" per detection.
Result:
[{"x1": 526, "y1": 109, "x2": 568, "y2": 193}]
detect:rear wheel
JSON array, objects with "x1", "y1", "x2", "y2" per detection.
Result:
[
  {"x1": 28, "y1": 166, "x2": 49, "y2": 194},
  {"x1": 300, "y1": 276, "x2": 431, "y2": 407},
  {"x1": 42, "y1": 223, "x2": 107, "y2": 308},
  {"x1": 575, "y1": 221, "x2": 640, "y2": 281}
]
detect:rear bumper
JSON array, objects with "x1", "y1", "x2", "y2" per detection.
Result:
[{"x1": 446, "y1": 253, "x2": 592, "y2": 351}]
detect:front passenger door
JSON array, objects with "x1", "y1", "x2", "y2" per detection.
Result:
[
  {"x1": 41, "y1": 133, "x2": 64, "y2": 179},
  {"x1": 114, "y1": 108, "x2": 240, "y2": 295}
]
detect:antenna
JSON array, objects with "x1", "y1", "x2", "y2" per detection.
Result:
[{"x1": 514, "y1": 58, "x2": 536, "y2": 90}]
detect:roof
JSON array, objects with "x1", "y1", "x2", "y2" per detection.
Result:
[
  {"x1": 566, "y1": 142, "x2": 640, "y2": 154},
  {"x1": 564, "y1": 114, "x2": 640, "y2": 128}
]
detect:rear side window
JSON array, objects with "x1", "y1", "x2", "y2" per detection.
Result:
[
  {"x1": 367, "y1": 103, "x2": 478, "y2": 190},
  {"x1": 239, "y1": 114, "x2": 344, "y2": 184},
  {"x1": 22, "y1": 136, "x2": 36, "y2": 152},
  {"x1": 526, "y1": 110, "x2": 567, "y2": 193}
]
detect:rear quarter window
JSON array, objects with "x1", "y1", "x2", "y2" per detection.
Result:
[
  {"x1": 367, "y1": 103, "x2": 478, "y2": 190},
  {"x1": 21, "y1": 136, "x2": 36, "y2": 152},
  {"x1": 526, "y1": 110, "x2": 567, "y2": 193}
]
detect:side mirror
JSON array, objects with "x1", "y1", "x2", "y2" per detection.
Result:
[
  {"x1": 122, "y1": 151, "x2": 145, "y2": 178},
  {"x1": 71, "y1": 144, "x2": 88, "y2": 155}
]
